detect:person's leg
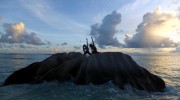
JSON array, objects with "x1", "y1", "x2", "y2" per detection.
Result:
[{"x1": 88, "y1": 52, "x2": 91, "y2": 55}]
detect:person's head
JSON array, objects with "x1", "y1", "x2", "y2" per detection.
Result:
[
  {"x1": 89, "y1": 44, "x2": 93, "y2": 48},
  {"x1": 83, "y1": 44, "x2": 87, "y2": 49}
]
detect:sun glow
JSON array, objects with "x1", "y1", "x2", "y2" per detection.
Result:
[
  {"x1": 154, "y1": 19, "x2": 180, "y2": 43},
  {"x1": 168, "y1": 32, "x2": 180, "y2": 43}
]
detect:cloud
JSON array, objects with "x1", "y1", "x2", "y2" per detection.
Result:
[
  {"x1": 125, "y1": 7, "x2": 180, "y2": 48},
  {"x1": 174, "y1": 47, "x2": 180, "y2": 52},
  {"x1": 61, "y1": 42, "x2": 67, "y2": 45},
  {"x1": 19, "y1": 44, "x2": 27, "y2": 48},
  {"x1": 0, "y1": 22, "x2": 45, "y2": 45},
  {"x1": 178, "y1": 7, "x2": 180, "y2": 19},
  {"x1": 0, "y1": 43, "x2": 5, "y2": 48},
  {"x1": 0, "y1": 16, "x2": 2, "y2": 22},
  {"x1": 45, "y1": 40, "x2": 51, "y2": 46},
  {"x1": 90, "y1": 11, "x2": 124, "y2": 48},
  {"x1": 73, "y1": 46, "x2": 81, "y2": 50}
]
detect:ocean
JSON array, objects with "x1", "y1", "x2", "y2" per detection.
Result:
[{"x1": 0, "y1": 52, "x2": 180, "y2": 100}]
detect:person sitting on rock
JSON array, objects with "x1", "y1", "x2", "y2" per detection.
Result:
[
  {"x1": 83, "y1": 38, "x2": 91, "y2": 55},
  {"x1": 89, "y1": 37, "x2": 98, "y2": 54}
]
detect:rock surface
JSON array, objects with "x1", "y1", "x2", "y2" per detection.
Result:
[
  {"x1": 75, "y1": 52, "x2": 165, "y2": 92},
  {"x1": 3, "y1": 52, "x2": 165, "y2": 92},
  {"x1": 4, "y1": 62, "x2": 42, "y2": 85}
]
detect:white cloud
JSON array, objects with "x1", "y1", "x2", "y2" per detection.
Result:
[
  {"x1": 0, "y1": 22, "x2": 45, "y2": 45},
  {"x1": 125, "y1": 7, "x2": 180, "y2": 48},
  {"x1": 117, "y1": 0, "x2": 153, "y2": 33},
  {"x1": 116, "y1": 0, "x2": 180, "y2": 42},
  {"x1": 178, "y1": 6, "x2": 180, "y2": 19}
]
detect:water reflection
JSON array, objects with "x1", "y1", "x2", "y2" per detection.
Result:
[
  {"x1": 131, "y1": 53, "x2": 180, "y2": 86},
  {"x1": 10, "y1": 54, "x2": 28, "y2": 70},
  {"x1": 0, "y1": 54, "x2": 50, "y2": 82}
]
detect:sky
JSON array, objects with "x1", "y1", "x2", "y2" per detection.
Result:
[{"x1": 0, "y1": 0, "x2": 180, "y2": 53}]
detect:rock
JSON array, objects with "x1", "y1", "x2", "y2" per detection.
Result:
[
  {"x1": 35, "y1": 52, "x2": 85, "y2": 82},
  {"x1": 3, "y1": 62, "x2": 42, "y2": 86},
  {"x1": 35, "y1": 52, "x2": 83, "y2": 78},
  {"x1": 75, "y1": 52, "x2": 165, "y2": 92},
  {"x1": 35, "y1": 53, "x2": 67, "y2": 78},
  {"x1": 3, "y1": 52, "x2": 165, "y2": 92}
]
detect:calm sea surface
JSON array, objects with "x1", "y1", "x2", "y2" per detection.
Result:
[{"x1": 0, "y1": 52, "x2": 180, "y2": 100}]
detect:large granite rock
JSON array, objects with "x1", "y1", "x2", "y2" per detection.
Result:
[
  {"x1": 3, "y1": 62, "x2": 42, "y2": 85},
  {"x1": 35, "y1": 52, "x2": 84, "y2": 82},
  {"x1": 75, "y1": 52, "x2": 165, "y2": 92},
  {"x1": 3, "y1": 52, "x2": 165, "y2": 92},
  {"x1": 35, "y1": 53, "x2": 67, "y2": 78}
]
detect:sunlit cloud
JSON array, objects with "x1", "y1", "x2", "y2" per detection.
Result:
[
  {"x1": 178, "y1": 6, "x2": 180, "y2": 19},
  {"x1": 125, "y1": 7, "x2": 180, "y2": 48},
  {"x1": 0, "y1": 22, "x2": 45, "y2": 45}
]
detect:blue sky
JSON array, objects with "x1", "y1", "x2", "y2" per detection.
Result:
[{"x1": 0, "y1": 0, "x2": 180, "y2": 53}]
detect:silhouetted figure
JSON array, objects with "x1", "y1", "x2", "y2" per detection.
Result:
[
  {"x1": 89, "y1": 37, "x2": 98, "y2": 54},
  {"x1": 83, "y1": 39, "x2": 91, "y2": 55}
]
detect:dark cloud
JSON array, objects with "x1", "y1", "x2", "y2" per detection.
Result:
[
  {"x1": 19, "y1": 44, "x2": 26, "y2": 48},
  {"x1": 0, "y1": 43, "x2": 13, "y2": 48},
  {"x1": 0, "y1": 22, "x2": 45, "y2": 45},
  {"x1": 125, "y1": 8, "x2": 180, "y2": 48},
  {"x1": 0, "y1": 43, "x2": 36, "y2": 49},
  {"x1": 0, "y1": 44, "x2": 3, "y2": 48},
  {"x1": 61, "y1": 42, "x2": 67, "y2": 45},
  {"x1": 90, "y1": 11, "x2": 124, "y2": 48},
  {"x1": 73, "y1": 46, "x2": 81, "y2": 50},
  {"x1": 45, "y1": 41, "x2": 51, "y2": 46}
]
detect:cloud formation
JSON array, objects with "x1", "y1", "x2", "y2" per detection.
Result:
[
  {"x1": 90, "y1": 11, "x2": 124, "y2": 48},
  {"x1": 178, "y1": 7, "x2": 180, "y2": 19},
  {"x1": 0, "y1": 22, "x2": 45, "y2": 45},
  {"x1": 73, "y1": 46, "x2": 81, "y2": 50},
  {"x1": 0, "y1": 16, "x2": 2, "y2": 22},
  {"x1": 125, "y1": 7, "x2": 180, "y2": 48},
  {"x1": 61, "y1": 42, "x2": 67, "y2": 45}
]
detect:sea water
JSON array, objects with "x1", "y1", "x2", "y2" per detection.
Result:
[{"x1": 0, "y1": 53, "x2": 180, "y2": 100}]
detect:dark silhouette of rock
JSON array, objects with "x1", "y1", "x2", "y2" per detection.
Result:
[
  {"x1": 35, "y1": 52, "x2": 84, "y2": 82},
  {"x1": 3, "y1": 62, "x2": 42, "y2": 86},
  {"x1": 3, "y1": 52, "x2": 165, "y2": 92},
  {"x1": 74, "y1": 52, "x2": 165, "y2": 92},
  {"x1": 35, "y1": 53, "x2": 67, "y2": 78}
]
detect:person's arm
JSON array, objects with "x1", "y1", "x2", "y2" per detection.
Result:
[
  {"x1": 86, "y1": 38, "x2": 88, "y2": 46},
  {"x1": 91, "y1": 37, "x2": 95, "y2": 46}
]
